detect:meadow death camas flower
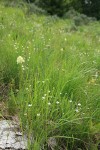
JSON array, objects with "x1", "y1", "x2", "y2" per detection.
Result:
[{"x1": 17, "y1": 56, "x2": 25, "y2": 64}]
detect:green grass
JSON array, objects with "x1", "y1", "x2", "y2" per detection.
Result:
[{"x1": 0, "y1": 3, "x2": 100, "y2": 150}]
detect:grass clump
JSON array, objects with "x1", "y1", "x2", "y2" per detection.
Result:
[{"x1": 0, "y1": 2, "x2": 100, "y2": 150}]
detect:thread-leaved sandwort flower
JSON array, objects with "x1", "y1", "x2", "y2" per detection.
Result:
[
  {"x1": 37, "y1": 113, "x2": 40, "y2": 117},
  {"x1": 56, "y1": 101, "x2": 60, "y2": 104},
  {"x1": 78, "y1": 103, "x2": 81, "y2": 106},
  {"x1": 28, "y1": 104, "x2": 32, "y2": 107}
]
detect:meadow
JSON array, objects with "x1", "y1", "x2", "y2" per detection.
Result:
[{"x1": 0, "y1": 2, "x2": 100, "y2": 150}]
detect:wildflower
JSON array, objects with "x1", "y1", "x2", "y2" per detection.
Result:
[
  {"x1": 42, "y1": 97, "x2": 45, "y2": 100},
  {"x1": 65, "y1": 38, "x2": 67, "y2": 41},
  {"x1": 56, "y1": 101, "x2": 60, "y2": 104},
  {"x1": 75, "y1": 108, "x2": 79, "y2": 113},
  {"x1": 93, "y1": 61, "x2": 96, "y2": 64},
  {"x1": 78, "y1": 103, "x2": 81, "y2": 106},
  {"x1": 28, "y1": 104, "x2": 32, "y2": 107},
  {"x1": 60, "y1": 48, "x2": 64, "y2": 51},
  {"x1": 69, "y1": 100, "x2": 72, "y2": 103},
  {"x1": 26, "y1": 88, "x2": 29, "y2": 91},
  {"x1": 48, "y1": 102, "x2": 51, "y2": 105},
  {"x1": 42, "y1": 81, "x2": 45, "y2": 84},
  {"x1": 24, "y1": 113, "x2": 27, "y2": 116},
  {"x1": 17, "y1": 56, "x2": 25, "y2": 64},
  {"x1": 22, "y1": 66, "x2": 25, "y2": 71},
  {"x1": 37, "y1": 113, "x2": 40, "y2": 117}
]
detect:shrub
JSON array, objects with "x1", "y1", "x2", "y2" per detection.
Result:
[
  {"x1": 27, "y1": 3, "x2": 47, "y2": 15},
  {"x1": 63, "y1": 8, "x2": 79, "y2": 19},
  {"x1": 26, "y1": 0, "x2": 74, "y2": 16},
  {"x1": 63, "y1": 8, "x2": 96, "y2": 26}
]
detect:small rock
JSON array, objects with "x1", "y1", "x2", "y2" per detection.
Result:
[{"x1": 0, "y1": 120, "x2": 27, "y2": 150}]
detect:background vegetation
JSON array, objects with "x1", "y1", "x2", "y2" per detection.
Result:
[
  {"x1": 25, "y1": 0, "x2": 100, "y2": 19},
  {"x1": 0, "y1": 0, "x2": 100, "y2": 150}
]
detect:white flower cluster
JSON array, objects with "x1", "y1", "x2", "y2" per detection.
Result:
[{"x1": 17, "y1": 56, "x2": 25, "y2": 64}]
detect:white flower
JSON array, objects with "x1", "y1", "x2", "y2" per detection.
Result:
[
  {"x1": 42, "y1": 97, "x2": 45, "y2": 100},
  {"x1": 28, "y1": 104, "x2": 32, "y2": 107},
  {"x1": 56, "y1": 101, "x2": 59, "y2": 104},
  {"x1": 65, "y1": 38, "x2": 67, "y2": 41},
  {"x1": 75, "y1": 108, "x2": 79, "y2": 113},
  {"x1": 69, "y1": 100, "x2": 72, "y2": 103},
  {"x1": 48, "y1": 102, "x2": 51, "y2": 105},
  {"x1": 37, "y1": 113, "x2": 40, "y2": 117},
  {"x1": 26, "y1": 88, "x2": 29, "y2": 91},
  {"x1": 24, "y1": 113, "x2": 27, "y2": 116},
  {"x1": 17, "y1": 56, "x2": 25, "y2": 64},
  {"x1": 60, "y1": 48, "x2": 64, "y2": 51},
  {"x1": 78, "y1": 103, "x2": 81, "y2": 106}
]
